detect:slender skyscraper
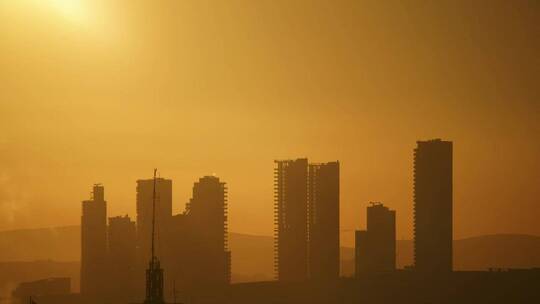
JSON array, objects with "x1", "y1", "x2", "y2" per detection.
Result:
[
  {"x1": 308, "y1": 161, "x2": 340, "y2": 280},
  {"x1": 186, "y1": 176, "x2": 231, "y2": 286},
  {"x1": 274, "y1": 159, "x2": 309, "y2": 281},
  {"x1": 413, "y1": 139, "x2": 453, "y2": 273},
  {"x1": 80, "y1": 184, "x2": 107, "y2": 295}
]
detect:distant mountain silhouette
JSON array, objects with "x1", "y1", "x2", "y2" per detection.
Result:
[
  {"x1": 340, "y1": 234, "x2": 540, "y2": 276},
  {"x1": 0, "y1": 226, "x2": 80, "y2": 261},
  {"x1": 1, "y1": 226, "x2": 539, "y2": 296}
]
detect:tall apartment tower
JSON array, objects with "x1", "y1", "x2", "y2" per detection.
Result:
[
  {"x1": 274, "y1": 159, "x2": 309, "y2": 281},
  {"x1": 108, "y1": 215, "x2": 137, "y2": 296},
  {"x1": 186, "y1": 176, "x2": 231, "y2": 286},
  {"x1": 355, "y1": 203, "x2": 396, "y2": 275},
  {"x1": 136, "y1": 178, "x2": 173, "y2": 268},
  {"x1": 413, "y1": 139, "x2": 453, "y2": 273},
  {"x1": 81, "y1": 184, "x2": 107, "y2": 295},
  {"x1": 274, "y1": 159, "x2": 340, "y2": 281},
  {"x1": 308, "y1": 162, "x2": 340, "y2": 280}
]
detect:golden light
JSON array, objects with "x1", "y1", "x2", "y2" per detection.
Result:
[{"x1": 47, "y1": 0, "x2": 89, "y2": 24}]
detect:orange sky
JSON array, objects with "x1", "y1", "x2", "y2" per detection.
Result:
[{"x1": 0, "y1": 0, "x2": 538, "y2": 246}]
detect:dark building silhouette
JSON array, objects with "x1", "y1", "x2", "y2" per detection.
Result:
[
  {"x1": 367, "y1": 203, "x2": 396, "y2": 272},
  {"x1": 80, "y1": 184, "x2": 107, "y2": 295},
  {"x1": 413, "y1": 139, "x2": 453, "y2": 273},
  {"x1": 274, "y1": 158, "x2": 340, "y2": 282},
  {"x1": 107, "y1": 215, "x2": 136, "y2": 296},
  {"x1": 274, "y1": 159, "x2": 309, "y2": 281},
  {"x1": 187, "y1": 176, "x2": 231, "y2": 286},
  {"x1": 168, "y1": 212, "x2": 191, "y2": 290},
  {"x1": 136, "y1": 177, "x2": 173, "y2": 282},
  {"x1": 169, "y1": 176, "x2": 231, "y2": 292},
  {"x1": 28, "y1": 270, "x2": 540, "y2": 304},
  {"x1": 131, "y1": 174, "x2": 233, "y2": 297},
  {"x1": 308, "y1": 161, "x2": 340, "y2": 280},
  {"x1": 355, "y1": 203, "x2": 396, "y2": 275}
]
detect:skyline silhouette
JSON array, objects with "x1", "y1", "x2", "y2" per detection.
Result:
[
  {"x1": 6, "y1": 141, "x2": 540, "y2": 303},
  {"x1": 1, "y1": 1, "x2": 538, "y2": 303},
  {"x1": 1, "y1": 1, "x2": 539, "y2": 244}
]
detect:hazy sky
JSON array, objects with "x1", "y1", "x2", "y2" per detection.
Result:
[{"x1": 0, "y1": 0, "x2": 538, "y2": 246}]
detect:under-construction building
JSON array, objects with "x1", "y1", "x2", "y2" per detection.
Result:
[
  {"x1": 81, "y1": 184, "x2": 107, "y2": 295},
  {"x1": 274, "y1": 159, "x2": 340, "y2": 282},
  {"x1": 413, "y1": 139, "x2": 453, "y2": 273},
  {"x1": 308, "y1": 161, "x2": 340, "y2": 280},
  {"x1": 274, "y1": 159, "x2": 309, "y2": 281}
]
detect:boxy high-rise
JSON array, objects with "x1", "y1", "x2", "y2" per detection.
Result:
[
  {"x1": 355, "y1": 203, "x2": 396, "y2": 275},
  {"x1": 274, "y1": 159, "x2": 340, "y2": 282},
  {"x1": 413, "y1": 139, "x2": 453, "y2": 273},
  {"x1": 108, "y1": 215, "x2": 137, "y2": 295}
]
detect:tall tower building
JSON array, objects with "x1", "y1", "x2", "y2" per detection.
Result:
[
  {"x1": 136, "y1": 177, "x2": 173, "y2": 268},
  {"x1": 186, "y1": 176, "x2": 231, "y2": 287},
  {"x1": 308, "y1": 161, "x2": 340, "y2": 280},
  {"x1": 81, "y1": 184, "x2": 107, "y2": 295},
  {"x1": 108, "y1": 215, "x2": 137, "y2": 296},
  {"x1": 274, "y1": 159, "x2": 309, "y2": 281},
  {"x1": 413, "y1": 139, "x2": 453, "y2": 273},
  {"x1": 355, "y1": 202, "x2": 396, "y2": 275}
]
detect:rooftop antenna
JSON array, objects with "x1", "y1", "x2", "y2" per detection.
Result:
[{"x1": 151, "y1": 169, "x2": 157, "y2": 262}]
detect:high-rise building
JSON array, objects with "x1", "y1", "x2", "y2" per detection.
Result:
[
  {"x1": 167, "y1": 176, "x2": 230, "y2": 292},
  {"x1": 355, "y1": 202, "x2": 396, "y2": 275},
  {"x1": 81, "y1": 184, "x2": 107, "y2": 295},
  {"x1": 308, "y1": 161, "x2": 340, "y2": 280},
  {"x1": 274, "y1": 159, "x2": 309, "y2": 281},
  {"x1": 108, "y1": 215, "x2": 137, "y2": 296},
  {"x1": 274, "y1": 158, "x2": 340, "y2": 281},
  {"x1": 136, "y1": 178, "x2": 173, "y2": 269},
  {"x1": 413, "y1": 139, "x2": 453, "y2": 273},
  {"x1": 186, "y1": 176, "x2": 230, "y2": 287},
  {"x1": 367, "y1": 203, "x2": 396, "y2": 272}
]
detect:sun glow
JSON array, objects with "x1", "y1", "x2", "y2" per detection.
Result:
[{"x1": 48, "y1": 0, "x2": 89, "y2": 24}]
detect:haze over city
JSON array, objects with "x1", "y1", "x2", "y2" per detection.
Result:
[
  {"x1": 0, "y1": 2, "x2": 539, "y2": 303},
  {"x1": 1, "y1": 1, "x2": 538, "y2": 247}
]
